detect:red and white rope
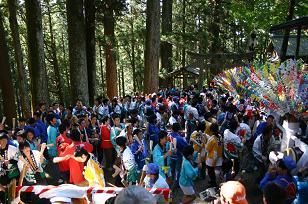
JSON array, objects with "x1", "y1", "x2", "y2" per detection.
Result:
[{"x1": 16, "y1": 185, "x2": 171, "y2": 201}]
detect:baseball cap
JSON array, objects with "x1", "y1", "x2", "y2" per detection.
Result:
[
  {"x1": 146, "y1": 163, "x2": 159, "y2": 175},
  {"x1": 282, "y1": 156, "x2": 297, "y2": 171},
  {"x1": 220, "y1": 181, "x2": 248, "y2": 204}
]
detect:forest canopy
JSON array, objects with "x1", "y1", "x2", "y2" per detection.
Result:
[{"x1": 0, "y1": 0, "x2": 307, "y2": 119}]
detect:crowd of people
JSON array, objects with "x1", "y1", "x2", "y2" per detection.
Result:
[{"x1": 0, "y1": 85, "x2": 307, "y2": 204}]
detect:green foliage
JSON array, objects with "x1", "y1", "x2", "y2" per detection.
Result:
[{"x1": 1, "y1": 0, "x2": 307, "y2": 102}]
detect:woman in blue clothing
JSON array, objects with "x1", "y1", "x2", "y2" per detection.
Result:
[
  {"x1": 25, "y1": 128, "x2": 38, "y2": 151},
  {"x1": 179, "y1": 145, "x2": 201, "y2": 204},
  {"x1": 260, "y1": 156, "x2": 297, "y2": 204},
  {"x1": 293, "y1": 168, "x2": 308, "y2": 204},
  {"x1": 153, "y1": 130, "x2": 172, "y2": 180},
  {"x1": 130, "y1": 129, "x2": 148, "y2": 170},
  {"x1": 147, "y1": 114, "x2": 160, "y2": 148}
]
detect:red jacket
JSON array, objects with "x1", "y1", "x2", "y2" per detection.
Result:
[
  {"x1": 100, "y1": 125, "x2": 113, "y2": 149},
  {"x1": 62, "y1": 142, "x2": 93, "y2": 185}
]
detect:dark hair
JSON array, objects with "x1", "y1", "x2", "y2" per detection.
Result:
[
  {"x1": 158, "y1": 130, "x2": 168, "y2": 140},
  {"x1": 78, "y1": 118, "x2": 85, "y2": 125},
  {"x1": 182, "y1": 145, "x2": 194, "y2": 159},
  {"x1": 33, "y1": 112, "x2": 41, "y2": 118},
  {"x1": 133, "y1": 128, "x2": 141, "y2": 136},
  {"x1": 172, "y1": 123, "x2": 181, "y2": 132},
  {"x1": 74, "y1": 146, "x2": 90, "y2": 159},
  {"x1": 210, "y1": 123, "x2": 219, "y2": 134},
  {"x1": 263, "y1": 182, "x2": 286, "y2": 204},
  {"x1": 59, "y1": 123, "x2": 69, "y2": 134},
  {"x1": 19, "y1": 117, "x2": 27, "y2": 122},
  {"x1": 19, "y1": 141, "x2": 30, "y2": 151},
  {"x1": 47, "y1": 114, "x2": 56, "y2": 124},
  {"x1": 197, "y1": 121, "x2": 206, "y2": 132},
  {"x1": 148, "y1": 114, "x2": 157, "y2": 124},
  {"x1": 112, "y1": 113, "x2": 120, "y2": 120},
  {"x1": 25, "y1": 128, "x2": 35, "y2": 137},
  {"x1": 229, "y1": 119, "x2": 238, "y2": 132},
  {"x1": 39, "y1": 102, "x2": 46, "y2": 108},
  {"x1": 70, "y1": 129, "x2": 81, "y2": 142},
  {"x1": 276, "y1": 159, "x2": 288, "y2": 171},
  {"x1": 116, "y1": 136, "x2": 127, "y2": 147},
  {"x1": 102, "y1": 115, "x2": 109, "y2": 124},
  {"x1": 263, "y1": 125, "x2": 273, "y2": 136},
  {"x1": 27, "y1": 117, "x2": 36, "y2": 125},
  {"x1": 267, "y1": 115, "x2": 275, "y2": 120}
]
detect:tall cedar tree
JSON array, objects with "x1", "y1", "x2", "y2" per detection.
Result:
[
  {"x1": 66, "y1": 0, "x2": 89, "y2": 105},
  {"x1": 144, "y1": 0, "x2": 160, "y2": 93},
  {"x1": 85, "y1": 0, "x2": 96, "y2": 104},
  {"x1": 8, "y1": 0, "x2": 31, "y2": 117},
  {"x1": 0, "y1": 8, "x2": 17, "y2": 126},
  {"x1": 25, "y1": 0, "x2": 49, "y2": 110},
  {"x1": 104, "y1": 0, "x2": 118, "y2": 98},
  {"x1": 161, "y1": 0, "x2": 173, "y2": 87},
  {"x1": 46, "y1": 0, "x2": 65, "y2": 104}
]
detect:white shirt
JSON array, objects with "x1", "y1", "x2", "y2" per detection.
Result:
[
  {"x1": 122, "y1": 147, "x2": 136, "y2": 171},
  {"x1": 144, "y1": 174, "x2": 169, "y2": 189},
  {"x1": 253, "y1": 134, "x2": 276, "y2": 162},
  {"x1": 168, "y1": 116, "x2": 177, "y2": 126},
  {"x1": 92, "y1": 105, "x2": 104, "y2": 116}
]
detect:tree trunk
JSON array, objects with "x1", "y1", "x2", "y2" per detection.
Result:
[
  {"x1": 61, "y1": 32, "x2": 71, "y2": 105},
  {"x1": 280, "y1": 0, "x2": 296, "y2": 61},
  {"x1": 66, "y1": 0, "x2": 89, "y2": 105},
  {"x1": 7, "y1": 0, "x2": 31, "y2": 117},
  {"x1": 104, "y1": 0, "x2": 118, "y2": 99},
  {"x1": 181, "y1": 0, "x2": 186, "y2": 68},
  {"x1": 144, "y1": 0, "x2": 160, "y2": 94},
  {"x1": 130, "y1": 15, "x2": 136, "y2": 93},
  {"x1": 46, "y1": 0, "x2": 64, "y2": 103},
  {"x1": 25, "y1": 0, "x2": 49, "y2": 110},
  {"x1": 208, "y1": 0, "x2": 221, "y2": 84},
  {"x1": 0, "y1": 9, "x2": 17, "y2": 126},
  {"x1": 99, "y1": 44, "x2": 104, "y2": 93},
  {"x1": 85, "y1": 0, "x2": 96, "y2": 104},
  {"x1": 161, "y1": 0, "x2": 173, "y2": 87},
  {"x1": 121, "y1": 64, "x2": 125, "y2": 97}
]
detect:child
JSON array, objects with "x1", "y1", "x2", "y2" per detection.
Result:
[
  {"x1": 179, "y1": 145, "x2": 201, "y2": 204},
  {"x1": 205, "y1": 123, "x2": 223, "y2": 187},
  {"x1": 153, "y1": 131, "x2": 172, "y2": 180},
  {"x1": 71, "y1": 146, "x2": 106, "y2": 188},
  {"x1": 115, "y1": 135, "x2": 138, "y2": 185},
  {"x1": 130, "y1": 129, "x2": 148, "y2": 171}
]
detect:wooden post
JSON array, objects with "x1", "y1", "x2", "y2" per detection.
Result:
[{"x1": 295, "y1": 26, "x2": 301, "y2": 59}]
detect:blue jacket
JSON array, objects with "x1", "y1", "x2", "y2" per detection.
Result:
[
  {"x1": 253, "y1": 122, "x2": 267, "y2": 140},
  {"x1": 130, "y1": 139, "x2": 148, "y2": 170},
  {"x1": 260, "y1": 172, "x2": 297, "y2": 204},
  {"x1": 148, "y1": 123, "x2": 160, "y2": 144},
  {"x1": 153, "y1": 143, "x2": 171, "y2": 178},
  {"x1": 36, "y1": 120, "x2": 48, "y2": 143},
  {"x1": 179, "y1": 157, "x2": 198, "y2": 187},
  {"x1": 24, "y1": 125, "x2": 40, "y2": 139},
  {"x1": 47, "y1": 125, "x2": 59, "y2": 157},
  {"x1": 292, "y1": 176, "x2": 308, "y2": 204},
  {"x1": 169, "y1": 132, "x2": 188, "y2": 160}
]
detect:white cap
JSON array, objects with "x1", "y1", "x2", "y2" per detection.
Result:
[
  {"x1": 50, "y1": 197, "x2": 72, "y2": 203},
  {"x1": 269, "y1": 151, "x2": 284, "y2": 164}
]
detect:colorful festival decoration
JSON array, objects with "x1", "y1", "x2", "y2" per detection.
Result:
[{"x1": 213, "y1": 59, "x2": 308, "y2": 116}]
